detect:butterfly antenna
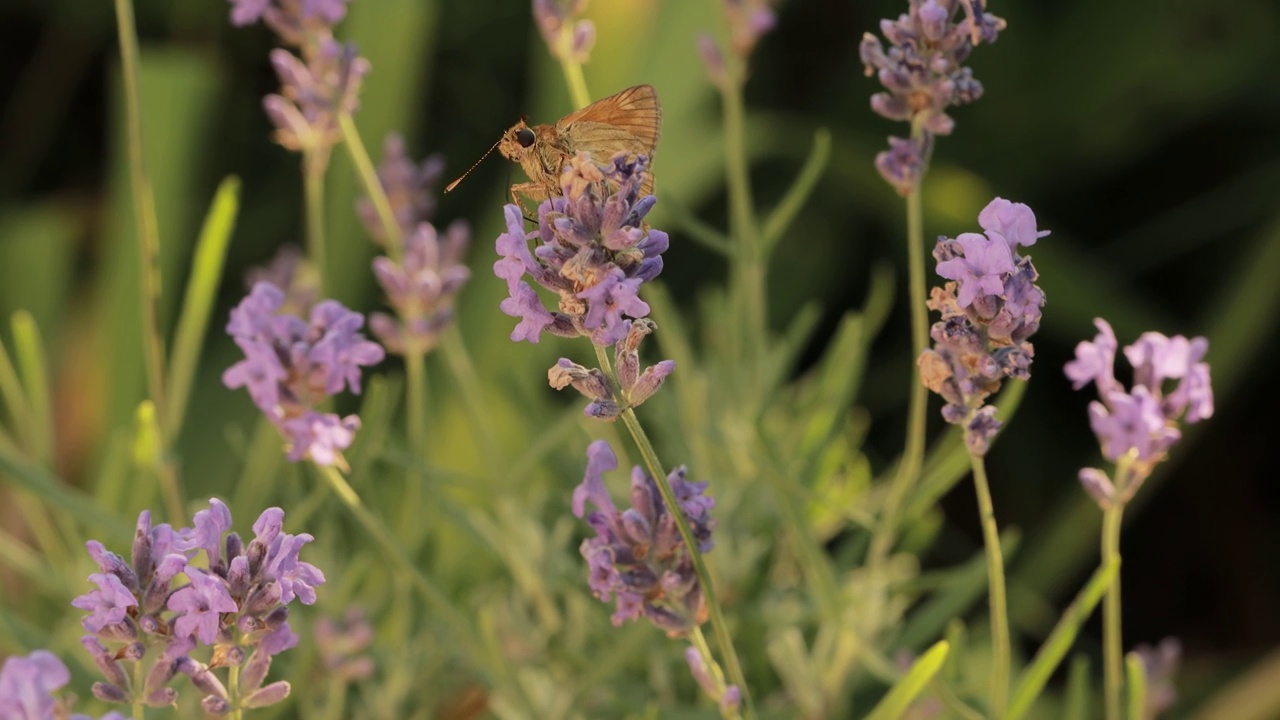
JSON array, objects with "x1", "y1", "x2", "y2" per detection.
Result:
[{"x1": 444, "y1": 134, "x2": 503, "y2": 193}]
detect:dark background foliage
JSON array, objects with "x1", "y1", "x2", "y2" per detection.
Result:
[{"x1": 1, "y1": 0, "x2": 1278, "y2": 713}]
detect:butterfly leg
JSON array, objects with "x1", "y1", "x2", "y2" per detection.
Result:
[{"x1": 511, "y1": 182, "x2": 552, "y2": 224}]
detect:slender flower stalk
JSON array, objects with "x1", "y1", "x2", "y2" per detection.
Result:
[
  {"x1": 1065, "y1": 319, "x2": 1213, "y2": 720},
  {"x1": 968, "y1": 449, "x2": 1010, "y2": 716},
  {"x1": 860, "y1": 0, "x2": 1006, "y2": 568},
  {"x1": 532, "y1": 0, "x2": 596, "y2": 108}
]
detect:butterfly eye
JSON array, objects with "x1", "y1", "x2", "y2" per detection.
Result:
[{"x1": 516, "y1": 128, "x2": 535, "y2": 148}]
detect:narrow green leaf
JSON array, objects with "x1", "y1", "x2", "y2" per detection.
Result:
[
  {"x1": 661, "y1": 193, "x2": 733, "y2": 255},
  {"x1": 1125, "y1": 652, "x2": 1147, "y2": 720},
  {"x1": 1008, "y1": 558, "x2": 1120, "y2": 720},
  {"x1": 1063, "y1": 655, "x2": 1092, "y2": 720},
  {"x1": 0, "y1": 448, "x2": 131, "y2": 543},
  {"x1": 10, "y1": 312, "x2": 53, "y2": 464},
  {"x1": 165, "y1": 176, "x2": 240, "y2": 437},
  {"x1": 0, "y1": 337, "x2": 34, "y2": 450},
  {"x1": 762, "y1": 128, "x2": 832, "y2": 256},
  {"x1": 865, "y1": 640, "x2": 950, "y2": 720}
]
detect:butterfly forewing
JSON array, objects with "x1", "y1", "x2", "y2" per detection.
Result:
[{"x1": 558, "y1": 84, "x2": 661, "y2": 155}]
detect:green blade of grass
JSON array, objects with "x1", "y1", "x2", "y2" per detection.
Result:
[{"x1": 865, "y1": 640, "x2": 950, "y2": 720}]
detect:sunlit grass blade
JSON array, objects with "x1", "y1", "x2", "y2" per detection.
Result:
[
  {"x1": 165, "y1": 176, "x2": 240, "y2": 436},
  {"x1": 0, "y1": 448, "x2": 131, "y2": 543},
  {"x1": 0, "y1": 336, "x2": 35, "y2": 450},
  {"x1": 11, "y1": 311, "x2": 53, "y2": 464},
  {"x1": 865, "y1": 640, "x2": 950, "y2": 720},
  {"x1": 1125, "y1": 652, "x2": 1146, "y2": 720},
  {"x1": 761, "y1": 128, "x2": 831, "y2": 257},
  {"x1": 1007, "y1": 558, "x2": 1120, "y2": 720}
]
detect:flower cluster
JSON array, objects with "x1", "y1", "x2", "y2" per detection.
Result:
[
  {"x1": 549, "y1": 318, "x2": 673, "y2": 420},
  {"x1": 223, "y1": 282, "x2": 385, "y2": 466},
  {"x1": 532, "y1": 0, "x2": 595, "y2": 64},
  {"x1": 245, "y1": 245, "x2": 320, "y2": 317},
  {"x1": 0, "y1": 650, "x2": 126, "y2": 720},
  {"x1": 494, "y1": 153, "x2": 668, "y2": 347},
  {"x1": 230, "y1": 0, "x2": 369, "y2": 158},
  {"x1": 572, "y1": 441, "x2": 717, "y2": 637},
  {"x1": 360, "y1": 135, "x2": 471, "y2": 356},
  {"x1": 697, "y1": 0, "x2": 777, "y2": 88},
  {"x1": 918, "y1": 197, "x2": 1048, "y2": 455},
  {"x1": 70, "y1": 500, "x2": 324, "y2": 713},
  {"x1": 686, "y1": 648, "x2": 742, "y2": 716},
  {"x1": 859, "y1": 0, "x2": 1006, "y2": 193},
  {"x1": 1065, "y1": 319, "x2": 1213, "y2": 507}
]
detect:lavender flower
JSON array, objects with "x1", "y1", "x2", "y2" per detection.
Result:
[
  {"x1": 1065, "y1": 320, "x2": 1213, "y2": 506},
  {"x1": 315, "y1": 607, "x2": 376, "y2": 682},
  {"x1": 918, "y1": 197, "x2": 1048, "y2": 455},
  {"x1": 263, "y1": 39, "x2": 370, "y2": 156},
  {"x1": 246, "y1": 245, "x2": 320, "y2": 317},
  {"x1": 358, "y1": 133, "x2": 446, "y2": 245},
  {"x1": 72, "y1": 500, "x2": 323, "y2": 712},
  {"x1": 549, "y1": 319, "x2": 674, "y2": 420},
  {"x1": 572, "y1": 440, "x2": 716, "y2": 637},
  {"x1": 685, "y1": 647, "x2": 742, "y2": 715},
  {"x1": 223, "y1": 281, "x2": 384, "y2": 466},
  {"x1": 698, "y1": 0, "x2": 777, "y2": 87},
  {"x1": 229, "y1": 0, "x2": 355, "y2": 46},
  {"x1": 532, "y1": 0, "x2": 595, "y2": 64},
  {"x1": 494, "y1": 153, "x2": 668, "y2": 347},
  {"x1": 1133, "y1": 638, "x2": 1181, "y2": 719},
  {"x1": 369, "y1": 221, "x2": 471, "y2": 356},
  {"x1": 860, "y1": 0, "x2": 1006, "y2": 192},
  {"x1": 0, "y1": 650, "x2": 127, "y2": 720}
]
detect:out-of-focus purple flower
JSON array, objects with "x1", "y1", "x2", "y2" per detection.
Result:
[
  {"x1": 919, "y1": 197, "x2": 1047, "y2": 455},
  {"x1": 370, "y1": 221, "x2": 471, "y2": 355},
  {"x1": 875, "y1": 135, "x2": 927, "y2": 196},
  {"x1": 572, "y1": 440, "x2": 716, "y2": 637},
  {"x1": 532, "y1": 0, "x2": 595, "y2": 63},
  {"x1": 0, "y1": 650, "x2": 70, "y2": 719},
  {"x1": 860, "y1": 0, "x2": 1006, "y2": 192},
  {"x1": 1067, "y1": 321, "x2": 1213, "y2": 505},
  {"x1": 1134, "y1": 638, "x2": 1181, "y2": 719},
  {"x1": 358, "y1": 134, "x2": 447, "y2": 245},
  {"x1": 229, "y1": 0, "x2": 356, "y2": 46},
  {"x1": 263, "y1": 39, "x2": 370, "y2": 155},
  {"x1": 685, "y1": 647, "x2": 742, "y2": 715},
  {"x1": 223, "y1": 281, "x2": 383, "y2": 467},
  {"x1": 549, "y1": 319, "x2": 674, "y2": 420},
  {"x1": 316, "y1": 607, "x2": 376, "y2": 682},
  {"x1": 723, "y1": 0, "x2": 776, "y2": 58},
  {"x1": 246, "y1": 245, "x2": 320, "y2": 318},
  {"x1": 494, "y1": 153, "x2": 667, "y2": 347},
  {"x1": 71, "y1": 573, "x2": 138, "y2": 634}
]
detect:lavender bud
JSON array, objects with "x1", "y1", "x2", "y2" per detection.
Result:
[
  {"x1": 242, "y1": 680, "x2": 291, "y2": 709},
  {"x1": 91, "y1": 681, "x2": 131, "y2": 704}
]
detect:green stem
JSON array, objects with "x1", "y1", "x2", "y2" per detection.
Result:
[
  {"x1": 556, "y1": 27, "x2": 591, "y2": 110},
  {"x1": 320, "y1": 678, "x2": 347, "y2": 720},
  {"x1": 112, "y1": 0, "x2": 168, "y2": 433},
  {"x1": 867, "y1": 184, "x2": 926, "y2": 569},
  {"x1": 720, "y1": 79, "x2": 766, "y2": 364},
  {"x1": 339, "y1": 113, "x2": 404, "y2": 260},
  {"x1": 303, "y1": 151, "x2": 328, "y2": 294},
  {"x1": 1102, "y1": 502, "x2": 1125, "y2": 720},
  {"x1": 399, "y1": 348, "x2": 428, "y2": 534},
  {"x1": 131, "y1": 654, "x2": 147, "y2": 720},
  {"x1": 969, "y1": 448, "x2": 1010, "y2": 718},
  {"x1": 615, "y1": 403, "x2": 756, "y2": 720},
  {"x1": 228, "y1": 663, "x2": 243, "y2": 720}
]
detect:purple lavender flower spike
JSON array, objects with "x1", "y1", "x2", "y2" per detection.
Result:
[
  {"x1": 224, "y1": 281, "x2": 383, "y2": 467},
  {"x1": 532, "y1": 0, "x2": 595, "y2": 63},
  {"x1": 861, "y1": 0, "x2": 1006, "y2": 191},
  {"x1": 1068, "y1": 320, "x2": 1214, "y2": 505},
  {"x1": 920, "y1": 197, "x2": 1047, "y2": 454},
  {"x1": 179, "y1": 499, "x2": 234, "y2": 570},
  {"x1": 875, "y1": 135, "x2": 925, "y2": 196},
  {"x1": 370, "y1": 220, "x2": 471, "y2": 355},
  {"x1": 263, "y1": 39, "x2": 370, "y2": 154},
  {"x1": 493, "y1": 153, "x2": 667, "y2": 347},
  {"x1": 723, "y1": 0, "x2": 777, "y2": 58},
  {"x1": 231, "y1": 0, "x2": 357, "y2": 47},
  {"x1": 72, "y1": 573, "x2": 138, "y2": 633},
  {"x1": 573, "y1": 440, "x2": 717, "y2": 637}
]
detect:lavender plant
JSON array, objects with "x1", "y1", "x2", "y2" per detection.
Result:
[{"x1": 1, "y1": 0, "x2": 1255, "y2": 717}]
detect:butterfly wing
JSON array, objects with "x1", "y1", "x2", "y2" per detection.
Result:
[{"x1": 557, "y1": 84, "x2": 661, "y2": 156}]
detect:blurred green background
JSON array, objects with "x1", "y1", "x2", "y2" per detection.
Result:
[{"x1": 1, "y1": 0, "x2": 1278, "y2": 716}]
